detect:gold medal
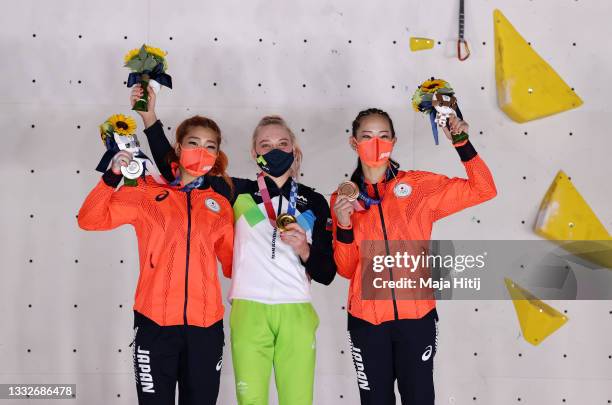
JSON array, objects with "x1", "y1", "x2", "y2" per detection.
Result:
[
  {"x1": 276, "y1": 213, "x2": 297, "y2": 231},
  {"x1": 337, "y1": 181, "x2": 359, "y2": 202}
]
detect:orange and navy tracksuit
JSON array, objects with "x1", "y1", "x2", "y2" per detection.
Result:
[
  {"x1": 78, "y1": 170, "x2": 233, "y2": 405},
  {"x1": 330, "y1": 141, "x2": 497, "y2": 405}
]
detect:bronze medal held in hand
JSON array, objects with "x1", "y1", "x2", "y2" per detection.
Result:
[
  {"x1": 337, "y1": 181, "x2": 359, "y2": 202},
  {"x1": 276, "y1": 213, "x2": 297, "y2": 232}
]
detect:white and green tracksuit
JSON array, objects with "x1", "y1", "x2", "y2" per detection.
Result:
[{"x1": 228, "y1": 176, "x2": 336, "y2": 405}]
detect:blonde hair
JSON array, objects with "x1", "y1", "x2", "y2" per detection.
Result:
[{"x1": 252, "y1": 115, "x2": 303, "y2": 178}]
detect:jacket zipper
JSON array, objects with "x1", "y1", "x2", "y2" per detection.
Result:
[
  {"x1": 183, "y1": 190, "x2": 192, "y2": 325},
  {"x1": 373, "y1": 184, "x2": 399, "y2": 320}
]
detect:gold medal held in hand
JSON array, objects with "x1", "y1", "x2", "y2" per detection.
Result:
[
  {"x1": 276, "y1": 213, "x2": 297, "y2": 231},
  {"x1": 337, "y1": 181, "x2": 359, "y2": 202}
]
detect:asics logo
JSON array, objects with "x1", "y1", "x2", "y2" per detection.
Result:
[
  {"x1": 155, "y1": 190, "x2": 169, "y2": 202},
  {"x1": 216, "y1": 358, "x2": 223, "y2": 371},
  {"x1": 422, "y1": 345, "x2": 433, "y2": 361}
]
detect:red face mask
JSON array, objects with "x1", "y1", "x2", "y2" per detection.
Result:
[
  {"x1": 179, "y1": 147, "x2": 217, "y2": 177},
  {"x1": 356, "y1": 137, "x2": 394, "y2": 167}
]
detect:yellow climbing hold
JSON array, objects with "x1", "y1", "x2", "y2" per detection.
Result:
[
  {"x1": 410, "y1": 37, "x2": 435, "y2": 51},
  {"x1": 535, "y1": 170, "x2": 612, "y2": 269},
  {"x1": 505, "y1": 278, "x2": 568, "y2": 346},
  {"x1": 535, "y1": 170, "x2": 611, "y2": 241},
  {"x1": 493, "y1": 9, "x2": 583, "y2": 122}
]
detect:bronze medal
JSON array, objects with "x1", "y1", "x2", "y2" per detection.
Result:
[
  {"x1": 276, "y1": 213, "x2": 297, "y2": 231},
  {"x1": 337, "y1": 181, "x2": 359, "y2": 202}
]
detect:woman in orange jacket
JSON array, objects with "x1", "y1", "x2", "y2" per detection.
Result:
[
  {"x1": 78, "y1": 115, "x2": 234, "y2": 405},
  {"x1": 331, "y1": 108, "x2": 497, "y2": 405}
]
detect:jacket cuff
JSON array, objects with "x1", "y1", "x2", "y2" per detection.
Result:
[
  {"x1": 455, "y1": 140, "x2": 477, "y2": 162},
  {"x1": 143, "y1": 119, "x2": 163, "y2": 136},
  {"x1": 300, "y1": 245, "x2": 336, "y2": 285},
  {"x1": 102, "y1": 170, "x2": 122, "y2": 188},
  {"x1": 336, "y1": 226, "x2": 354, "y2": 244}
]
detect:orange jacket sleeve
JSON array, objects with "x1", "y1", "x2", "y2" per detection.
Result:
[
  {"x1": 330, "y1": 193, "x2": 359, "y2": 279},
  {"x1": 78, "y1": 174, "x2": 142, "y2": 231},
  {"x1": 214, "y1": 215, "x2": 234, "y2": 279},
  {"x1": 425, "y1": 146, "x2": 497, "y2": 222}
]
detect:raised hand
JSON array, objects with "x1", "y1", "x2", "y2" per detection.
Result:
[
  {"x1": 130, "y1": 84, "x2": 158, "y2": 128},
  {"x1": 442, "y1": 115, "x2": 469, "y2": 144}
]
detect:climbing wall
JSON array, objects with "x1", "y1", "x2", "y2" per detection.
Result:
[{"x1": 1, "y1": 0, "x2": 611, "y2": 404}]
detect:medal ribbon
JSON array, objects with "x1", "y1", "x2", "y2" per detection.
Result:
[
  {"x1": 256, "y1": 172, "x2": 298, "y2": 228},
  {"x1": 358, "y1": 165, "x2": 395, "y2": 208}
]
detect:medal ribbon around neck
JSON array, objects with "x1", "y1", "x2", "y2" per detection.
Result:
[
  {"x1": 256, "y1": 172, "x2": 298, "y2": 228},
  {"x1": 358, "y1": 165, "x2": 396, "y2": 209}
]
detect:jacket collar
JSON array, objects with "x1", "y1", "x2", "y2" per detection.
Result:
[
  {"x1": 262, "y1": 174, "x2": 294, "y2": 198},
  {"x1": 171, "y1": 173, "x2": 212, "y2": 192},
  {"x1": 362, "y1": 161, "x2": 399, "y2": 186}
]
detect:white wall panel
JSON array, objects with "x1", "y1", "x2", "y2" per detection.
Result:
[{"x1": 1, "y1": 0, "x2": 611, "y2": 404}]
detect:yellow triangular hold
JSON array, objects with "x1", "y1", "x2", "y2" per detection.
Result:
[
  {"x1": 494, "y1": 9, "x2": 583, "y2": 122},
  {"x1": 535, "y1": 171, "x2": 612, "y2": 268},
  {"x1": 556, "y1": 240, "x2": 612, "y2": 269},
  {"x1": 505, "y1": 278, "x2": 568, "y2": 346},
  {"x1": 535, "y1": 170, "x2": 611, "y2": 240}
]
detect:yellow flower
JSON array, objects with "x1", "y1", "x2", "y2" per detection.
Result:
[
  {"x1": 107, "y1": 114, "x2": 137, "y2": 136},
  {"x1": 124, "y1": 45, "x2": 167, "y2": 63},
  {"x1": 99, "y1": 122, "x2": 113, "y2": 143},
  {"x1": 420, "y1": 79, "x2": 449, "y2": 93},
  {"x1": 124, "y1": 48, "x2": 140, "y2": 63},
  {"x1": 145, "y1": 45, "x2": 167, "y2": 60}
]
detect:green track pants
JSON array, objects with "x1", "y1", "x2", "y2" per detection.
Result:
[{"x1": 230, "y1": 299, "x2": 320, "y2": 405}]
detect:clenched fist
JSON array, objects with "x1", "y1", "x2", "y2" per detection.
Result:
[{"x1": 111, "y1": 150, "x2": 133, "y2": 175}]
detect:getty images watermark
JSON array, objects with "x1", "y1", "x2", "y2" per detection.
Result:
[
  {"x1": 371, "y1": 249, "x2": 485, "y2": 292},
  {"x1": 360, "y1": 240, "x2": 612, "y2": 300}
]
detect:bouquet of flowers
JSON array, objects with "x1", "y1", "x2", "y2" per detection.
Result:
[
  {"x1": 96, "y1": 114, "x2": 143, "y2": 185},
  {"x1": 124, "y1": 44, "x2": 172, "y2": 112},
  {"x1": 412, "y1": 78, "x2": 468, "y2": 145}
]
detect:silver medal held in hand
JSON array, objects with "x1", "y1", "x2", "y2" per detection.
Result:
[
  {"x1": 115, "y1": 133, "x2": 144, "y2": 179},
  {"x1": 121, "y1": 158, "x2": 144, "y2": 179}
]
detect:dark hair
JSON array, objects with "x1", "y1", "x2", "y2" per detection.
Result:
[
  {"x1": 167, "y1": 115, "x2": 234, "y2": 195},
  {"x1": 350, "y1": 108, "x2": 399, "y2": 184},
  {"x1": 351, "y1": 108, "x2": 396, "y2": 138}
]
